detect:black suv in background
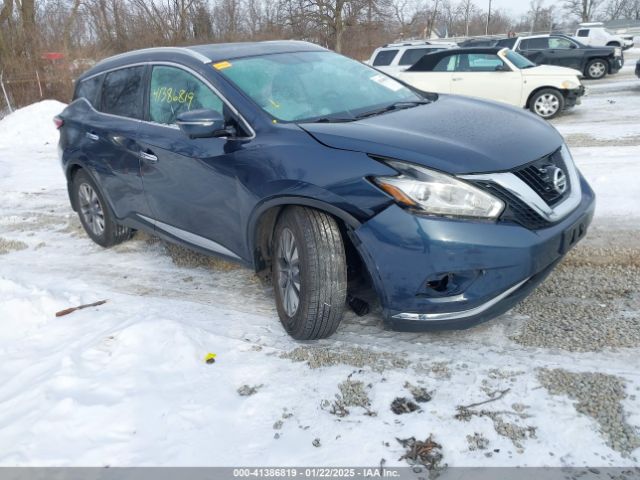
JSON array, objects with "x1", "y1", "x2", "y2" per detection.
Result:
[{"x1": 497, "y1": 34, "x2": 623, "y2": 79}]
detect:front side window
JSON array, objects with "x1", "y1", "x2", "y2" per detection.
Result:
[
  {"x1": 100, "y1": 66, "x2": 145, "y2": 119},
  {"x1": 399, "y1": 48, "x2": 442, "y2": 66},
  {"x1": 549, "y1": 37, "x2": 575, "y2": 49},
  {"x1": 372, "y1": 49, "x2": 399, "y2": 66},
  {"x1": 149, "y1": 66, "x2": 224, "y2": 125},
  {"x1": 218, "y1": 51, "x2": 422, "y2": 122},
  {"x1": 75, "y1": 75, "x2": 102, "y2": 106},
  {"x1": 577, "y1": 29, "x2": 589, "y2": 37},
  {"x1": 466, "y1": 53, "x2": 505, "y2": 71}
]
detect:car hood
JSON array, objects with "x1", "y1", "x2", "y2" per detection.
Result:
[
  {"x1": 299, "y1": 95, "x2": 564, "y2": 175},
  {"x1": 522, "y1": 64, "x2": 583, "y2": 78}
]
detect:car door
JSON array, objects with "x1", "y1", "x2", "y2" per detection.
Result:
[
  {"x1": 546, "y1": 37, "x2": 583, "y2": 70},
  {"x1": 517, "y1": 37, "x2": 551, "y2": 65},
  {"x1": 81, "y1": 66, "x2": 149, "y2": 220},
  {"x1": 449, "y1": 53, "x2": 522, "y2": 106},
  {"x1": 397, "y1": 54, "x2": 455, "y2": 93},
  {"x1": 137, "y1": 64, "x2": 249, "y2": 259}
]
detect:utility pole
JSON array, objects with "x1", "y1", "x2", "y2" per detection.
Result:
[{"x1": 485, "y1": 0, "x2": 492, "y2": 35}]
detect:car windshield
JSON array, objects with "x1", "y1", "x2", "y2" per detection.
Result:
[
  {"x1": 217, "y1": 51, "x2": 424, "y2": 122},
  {"x1": 505, "y1": 50, "x2": 536, "y2": 69}
]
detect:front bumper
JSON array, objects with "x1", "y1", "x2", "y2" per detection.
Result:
[
  {"x1": 564, "y1": 86, "x2": 585, "y2": 108},
  {"x1": 610, "y1": 57, "x2": 624, "y2": 73},
  {"x1": 352, "y1": 175, "x2": 595, "y2": 331}
]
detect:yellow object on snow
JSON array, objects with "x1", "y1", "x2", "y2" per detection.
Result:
[{"x1": 204, "y1": 353, "x2": 217, "y2": 364}]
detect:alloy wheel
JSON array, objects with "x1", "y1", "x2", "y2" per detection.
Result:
[
  {"x1": 589, "y1": 61, "x2": 606, "y2": 78},
  {"x1": 276, "y1": 227, "x2": 301, "y2": 317},
  {"x1": 534, "y1": 94, "x2": 560, "y2": 118},
  {"x1": 78, "y1": 183, "x2": 105, "y2": 236}
]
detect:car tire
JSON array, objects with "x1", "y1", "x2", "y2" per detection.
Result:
[
  {"x1": 72, "y1": 169, "x2": 133, "y2": 248},
  {"x1": 529, "y1": 88, "x2": 565, "y2": 119},
  {"x1": 585, "y1": 58, "x2": 608, "y2": 79},
  {"x1": 272, "y1": 207, "x2": 347, "y2": 340}
]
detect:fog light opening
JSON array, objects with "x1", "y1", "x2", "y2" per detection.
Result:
[{"x1": 426, "y1": 274, "x2": 451, "y2": 293}]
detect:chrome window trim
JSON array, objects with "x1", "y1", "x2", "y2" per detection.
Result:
[
  {"x1": 459, "y1": 145, "x2": 582, "y2": 223},
  {"x1": 138, "y1": 214, "x2": 241, "y2": 260},
  {"x1": 392, "y1": 278, "x2": 529, "y2": 321},
  {"x1": 77, "y1": 61, "x2": 256, "y2": 139}
]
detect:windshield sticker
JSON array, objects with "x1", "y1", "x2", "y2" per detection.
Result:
[
  {"x1": 213, "y1": 61, "x2": 232, "y2": 70},
  {"x1": 370, "y1": 74, "x2": 404, "y2": 92}
]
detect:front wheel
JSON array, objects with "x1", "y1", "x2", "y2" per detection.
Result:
[
  {"x1": 529, "y1": 88, "x2": 565, "y2": 119},
  {"x1": 585, "y1": 58, "x2": 608, "y2": 79},
  {"x1": 272, "y1": 207, "x2": 347, "y2": 340}
]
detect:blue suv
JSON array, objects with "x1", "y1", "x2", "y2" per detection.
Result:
[{"x1": 56, "y1": 41, "x2": 595, "y2": 339}]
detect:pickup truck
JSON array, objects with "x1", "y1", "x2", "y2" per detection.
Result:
[
  {"x1": 496, "y1": 34, "x2": 623, "y2": 80},
  {"x1": 575, "y1": 23, "x2": 634, "y2": 50}
]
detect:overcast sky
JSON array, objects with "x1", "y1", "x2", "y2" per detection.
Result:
[{"x1": 481, "y1": 0, "x2": 539, "y2": 18}]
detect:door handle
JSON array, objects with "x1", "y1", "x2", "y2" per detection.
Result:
[
  {"x1": 85, "y1": 132, "x2": 99, "y2": 141},
  {"x1": 452, "y1": 77, "x2": 463, "y2": 81},
  {"x1": 139, "y1": 151, "x2": 158, "y2": 163}
]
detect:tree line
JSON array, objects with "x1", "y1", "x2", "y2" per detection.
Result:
[{"x1": 0, "y1": 0, "x2": 638, "y2": 109}]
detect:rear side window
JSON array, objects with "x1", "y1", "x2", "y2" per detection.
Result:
[
  {"x1": 100, "y1": 66, "x2": 145, "y2": 119},
  {"x1": 521, "y1": 38, "x2": 549, "y2": 50},
  {"x1": 433, "y1": 55, "x2": 458, "y2": 72},
  {"x1": 74, "y1": 76, "x2": 102, "y2": 106},
  {"x1": 399, "y1": 48, "x2": 440, "y2": 66},
  {"x1": 372, "y1": 49, "x2": 398, "y2": 66},
  {"x1": 149, "y1": 66, "x2": 224, "y2": 125},
  {"x1": 577, "y1": 29, "x2": 589, "y2": 37}
]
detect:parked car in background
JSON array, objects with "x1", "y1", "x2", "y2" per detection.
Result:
[
  {"x1": 367, "y1": 40, "x2": 456, "y2": 74},
  {"x1": 575, "y1": 22, "x2": 634, "y2": 49},
  {"x1": 458, "y1": 38, "x2": 499, "y2": 48},
  {"x1": 396, "y1": 47, "x2": 584, "y2": 119},
  {"x1": 55, "y1": 41, "x2": 594, "y2": 339},
  {"x1": 496, "y1": 34, "x2": 623, "y2": 79}
]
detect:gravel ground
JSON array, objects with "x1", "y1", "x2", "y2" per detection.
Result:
[
  {"x1": 538, "y1": 369, "x2": 640, "y2": 455},
  {"x1": 282, "y1": 345, "x2": 409, "y2": 372},
  {"x1": 0, "y1": 237, "x2": 27, "y2": 254},
  {"x1": 511, "y1": 232, "x2": 640, "y2": 352}
]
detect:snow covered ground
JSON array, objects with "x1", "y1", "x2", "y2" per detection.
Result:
[{"x1": 0, "y1": 51, "x2": 639, "y2": 469}]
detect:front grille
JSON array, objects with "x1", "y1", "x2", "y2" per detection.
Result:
[
  {"x1": 513, "y1": 149, "x2": 570, "y2": 207},
  {"x1": 473, "y1": 181, "x2": 550, "y2": 230}
]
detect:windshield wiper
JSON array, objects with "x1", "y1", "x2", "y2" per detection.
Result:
[
  {"x1": 310, "y1": 116, "x2": 355, "y2": 123},
  {"x1": 354, "y1": 100, "x2": 429, "y2": 120}
]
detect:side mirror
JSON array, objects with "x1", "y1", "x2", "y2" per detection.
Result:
[
  {"x1": 569, "y1": 43, "x2": 577, "y2": 49},
  {"x1": 495, "y1": 64, "x2": 510, "y2": 72},
  {"x1": 176, "y1": 109, "x2": 234, "y2": 139}
]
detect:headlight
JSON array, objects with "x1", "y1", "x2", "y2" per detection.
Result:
[
  {"x1": 615, "y1": 47, "x2": 622, "y2": 56},
  {"x1": 561, "y1": 80, "x2": 579, "y2": 89},
  {"x1": 373, "y1": 160, "x2": 505, "y2": 219}
]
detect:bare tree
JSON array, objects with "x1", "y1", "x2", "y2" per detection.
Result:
[{"x1": 563, "y1": 0, "x2": 600, "y2": 21}]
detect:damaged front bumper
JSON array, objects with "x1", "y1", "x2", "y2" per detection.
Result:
[
  {"x1": 564, "y1": 86, "x2": 586, "y2": 109},
  {"x1": 351, "y1": 176, "x2": 596, "y2": 331}
]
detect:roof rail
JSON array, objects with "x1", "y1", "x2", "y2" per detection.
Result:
[{"x1": 95, "y1": 46, "x2": 211, "y2": 67}]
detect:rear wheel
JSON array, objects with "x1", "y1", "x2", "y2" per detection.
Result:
[
  {"x1": 585, "y1": 58, "x2": 607, "y2": 79},
  {"x1": 272, "y1": 207, "x2": 347, "y2": 340},
  {"x1": 72, "y1": 170, "x2": 132, "y2": 247},
  {"x1": 529, "y1": 88, "x2": 564, "y2": 119}
]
